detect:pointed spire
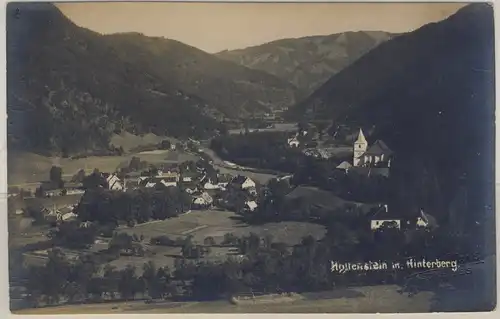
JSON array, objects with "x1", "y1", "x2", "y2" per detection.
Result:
[{"x1": 355, "y1": 128, "x2": 367, "y2": 144}]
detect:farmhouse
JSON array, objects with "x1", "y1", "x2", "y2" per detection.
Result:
[
  {"x1": 192, "y1": 192, "x2": 213, "y2": 208},
  {"x1": 353, "y1": 129, "x2": 392, "y2": 168},
  {"x1": 368, "y1": 205, "x2": 402, "y2": 230},
  {"x1": 287, "y1": 136, "x2": 300, "y2": 147},
  {"x1": 245, "y1": 200, "x2": 258, "y2": 212},
  {"x1": 416, "y1": 209, "x2": 439, "y2": 229},
  {"x1": 141, "y1": 176, "x2": 178, "y2": 188},
  {"x1": 336, "y1": 161, "x2": 352, "y2": 173},
  {"x1": 230, "y1": 175, "x2": 256, "y2": 190},
  {"x1": 102, "y1": 173, "x2": 124, "y2": 191}
]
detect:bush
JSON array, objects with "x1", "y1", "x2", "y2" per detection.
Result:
[
  {"x1": 150, "y1": 235, "x2": 175, "y2": 246},
  {"x1": 222, "y1": 233, "x2": 239, "y2": 246},
  {"x1": 204, "y1": 236, "x2": 216, "y2": 246}
]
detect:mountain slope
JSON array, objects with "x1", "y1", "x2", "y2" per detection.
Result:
[
  {"x1": 291, "y1": 4, "x2": 495, "y2": 251},
  {"x1": 216, "y1": 31, "x2": 394, "y2": 93},
  {"x1": 105, "y1": 33, "x2": 301, "y2": 117},
  {"x1": 7, "y1": 3, "x2": 299, "y2": 154},
  {"x1": 7, "y1": 3, "x2": 223, "y2": 154}
]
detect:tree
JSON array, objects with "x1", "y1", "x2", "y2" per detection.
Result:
[
  {"x1": 160, "y1": 140, "x2": 171, "y2": 150},
  {"x1": 129, "y1": 156, "x2": 141, "y2": 171},
  {"x1": 72, "y1": 169, "x2": 86, "y2": 183},
  {"x1": 50, "y1": 166, "x2": 64, "y2": 188},
  {"x1": 118, "y1": 265, "x2": 139, "y2": 300},
  {"x1": 204, "y1": 236, "x2": 216, "y2": 246},
  {"x1": 222, "y1": 233, "x2": 239, "y2": 246}
]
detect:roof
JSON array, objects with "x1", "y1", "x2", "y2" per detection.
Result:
[
  {"x1": 336, "y1": 161, "x2": 352, "y2": 169},
  {"x1": 355, "y1": 128, "x2": 367, "y2": 145},
  {"x1": 245, "y1": 201, "x2": 258, "y2": 210},
  {"x1": 141, "y1": 176, "x2": 177, "y2": 186},
  {"x1": 368, "y1": 205, "x2": 401, "y2": 220},
  {"x1": 364, "y1": 140, "x2": 392, "y2": 156},
  {"x1": 231, "y1": 175, "x2": 251, "y2": 185},
  {"x1": 420, "y1": 209, "x2": 439, "y2": 228}
]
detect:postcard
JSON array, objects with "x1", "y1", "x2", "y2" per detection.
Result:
[{"x1": 5, "y1": 1, "x2": 496, "y2": 314}]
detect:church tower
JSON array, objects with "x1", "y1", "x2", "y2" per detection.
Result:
[{"x1": 353, "y1": 128, "x2": 368, "y2": 167}]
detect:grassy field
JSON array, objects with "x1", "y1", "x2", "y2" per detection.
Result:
[
  {"x1": 13, "y1": 285, "x2": 433, "y2": 314},
  {"x1": 109, "y1": 132, "x2": 169, "y2": 152},
  {"x1": 109, "y1": 210, "x2": 326, "y2": 272}
]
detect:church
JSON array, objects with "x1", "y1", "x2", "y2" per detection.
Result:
[{"x1": 352, "y1": 129, "x2": 392, "y2": 168}]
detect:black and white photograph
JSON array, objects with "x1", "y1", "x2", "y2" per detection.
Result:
[{"x1": 5, "y1": 1, "x2": 497, "y2": 314}]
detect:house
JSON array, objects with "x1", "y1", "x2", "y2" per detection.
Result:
[
  {"x1": 185, "y1": 185, "x2": 199, "y2": 194},
  {"x1": 158, "y1": 171, "x2": 180, "y2": 182},
  {"x1": 245, "y1": 200, "x2": 258, "y2": 212},
  {"x1": 61, "y1": 212, "x2": 78, "y2": 222},
  {"x1": 142, "y1": 176, "x2": 178, "y2": 188},
  {"x1": 102, "y1": 173, "x2": 124, "y2": 191},
  {"x1": 64, "y1": 182, "x2": 85, "y2": 195},
  {"x1": 416, "y1": 209, "x2": 439, "y2": 229},
  {"x1": 336, "y1": 161, "x2": 352, "y2": 173},
  {"x1": 368, "y1": 204, "x2": 402, "y2": 230},
  {"x1": 230, "y1": 175, "x2": 256, "y2": 190},
  {"x1": 287, "y1": 136, "x2": 300, "y2": 147},
  {"x1": 192, "y1": 192, "x2": 213, "y2": 208},
  {"x1": 353, "y1": 129, "x2": 392, "y2": 168}
]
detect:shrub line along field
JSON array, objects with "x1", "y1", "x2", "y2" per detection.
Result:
[{"x1": 109, "y1": 210, "x2": 326, "y2": 272}]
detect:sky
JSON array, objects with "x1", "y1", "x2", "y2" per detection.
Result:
[{"x1": 56, "y1": 2, "x2": 467, "y2": 53}]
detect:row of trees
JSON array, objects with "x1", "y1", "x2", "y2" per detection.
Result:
[
  {"x1": 24, "y1": 249, "x2": 179, "y2": 306},
  {"x1": 24, "y1": 226, "x2": 463, "y2": 307},
  {"x1": 75, "y1": 187, "x2": 192, "y2": 226}
]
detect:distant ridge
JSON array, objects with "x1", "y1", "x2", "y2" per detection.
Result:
[{"x1": 216, "y1": 31, "x2": 395, "y2": 93}]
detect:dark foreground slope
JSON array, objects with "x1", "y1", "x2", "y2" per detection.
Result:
[
  {"x1": 217, "y1": 31, "x2": 394, "y2": 94},
  {"x1": 292, "y1": 4, "x2": 495, "y2": 253}
]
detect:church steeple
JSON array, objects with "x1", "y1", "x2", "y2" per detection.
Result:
[
  {"x1": 355, "y1": 128, "x2": 367, "y2": 144},
  {"x1": 353, "y1": 128, "x2": 368, "y2": 167}
]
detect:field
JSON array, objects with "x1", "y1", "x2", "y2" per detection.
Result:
[
  {"x1": 109, "y1": 210, "x2": 326, "y2": 271},
  {"x1": 109, "y1": 132, "x2": 169, "y2": 152},
  {"x1": 13, "y1": 285, "x2": 434, "y2": 314}
]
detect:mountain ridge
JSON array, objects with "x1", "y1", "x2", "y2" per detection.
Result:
[
  {"x1": 289, "y1": 3, "x2": 495, "y2": 241},
  {"x1": 216, "y1": 30, "x2": 395, "y2": 93},
  {"x1": 7, "y1": 3, "x2": 300, "y2": 154}
]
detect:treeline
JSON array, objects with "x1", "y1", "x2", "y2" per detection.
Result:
[
  {"x1": 210, "y1": 132, "x2": 388, "y2": 203},
  {"x1": 291, "y1": 157, "x2": 390, "y2": 203},
  {"x1": 210, "y1": 132, "x2": 306, "y2": 173},
  {"x1": 22, "y1": 223, "x2": 474, "y2": 308},
  {"x1": 75, "y1": 187, "x2": 192, "y2": 227}
]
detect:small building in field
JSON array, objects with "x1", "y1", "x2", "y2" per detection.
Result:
[
  {"x1": 368, "y1": 204, "x2": 402, "y2": 230},
  {"x1": 415, "y1": 209, "x2": 439, "y2": 229}
]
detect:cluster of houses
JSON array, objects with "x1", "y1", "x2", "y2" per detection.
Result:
[{"x1": 93, "y1": 161, "x2": 260, "y2": 211}]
